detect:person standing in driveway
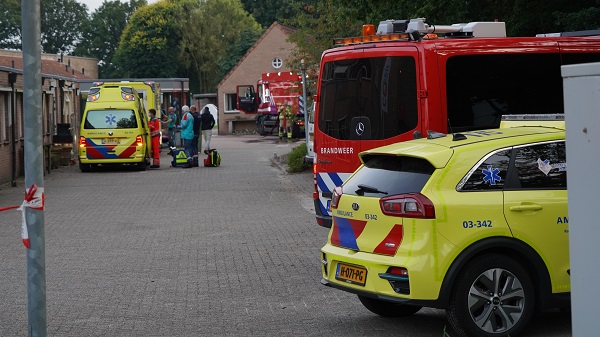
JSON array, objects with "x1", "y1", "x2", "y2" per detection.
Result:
[
  {"x1": 163, "y1": 106, "x2": 177, "y2": 152},
  {"x1": 179, "y1": 105, "x2": 194, "y2": 168},
  {"x1": 148, "y1": 109, "x2": 161, "y2": 168},
  {"x1": 191, "y1": 105, "x2": 202, "y2": 166},
  {"x1": 200, "y1": 106, "x2": 216, "y2": 154}
]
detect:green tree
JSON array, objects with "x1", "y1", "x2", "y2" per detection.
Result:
[
  {"x1": 41, "y1": 0, "x2": 89, "y2": 53},
  {"x1": 179, "y1": 0, "x2": 262, "y2": 93},
  {"x1": 240, "y1": 0, "x2": 301, "y2": 28},
  {"x1": 216, "y1": 27, "x2": 263, "y2": 84},
  {"x1": 74, "y1": 0, "x2": 146, "y2": 78},
  {"x1": 0, "y1": 0, "x2": 21, "y2": 50},
  {"x1": 113, "y1": 1, "x2": 185, "y2": 78}
]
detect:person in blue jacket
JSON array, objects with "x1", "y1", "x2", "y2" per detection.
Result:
[{"x1": 179, "y1": 105, "x2": 195, "y2": 168}]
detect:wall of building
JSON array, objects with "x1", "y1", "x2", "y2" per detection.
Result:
[
  {"x1": 0, "y1": 70, "x2": 81, "y2": 185},
  {"x1": 216, "y1": 24, "x2": 296, "y2": 135}
]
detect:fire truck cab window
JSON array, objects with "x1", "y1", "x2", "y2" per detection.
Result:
[{"x1": 318, "y1": 57, "x2": 417, "y2": 140}]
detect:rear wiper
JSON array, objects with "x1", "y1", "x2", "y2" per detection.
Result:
[{"x1": 356, "y1": 184, "x2": 388, "y2": 196}]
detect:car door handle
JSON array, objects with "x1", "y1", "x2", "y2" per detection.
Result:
[{"x1": 510, "y1": 204, "x2": 543, "y2": 211}]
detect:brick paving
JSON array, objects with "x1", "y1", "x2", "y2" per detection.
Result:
[{"x1": 0, "y1": 135, "x2": 571, "y2": 337}]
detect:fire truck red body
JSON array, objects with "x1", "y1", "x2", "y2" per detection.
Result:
[
  {"x1": 312, "y1": 18, "x2": 600, "y2": 228},
  {"x1": 236, "y1": 72, "x2": 305, "y2": 137}
]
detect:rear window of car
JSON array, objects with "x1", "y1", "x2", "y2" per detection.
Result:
[
  {"x1": 84, "y1": 110, "x2": 138, "y2": 129},
  {"x1": 343, "y1": 155, "x2": 435, "y2": 197}
]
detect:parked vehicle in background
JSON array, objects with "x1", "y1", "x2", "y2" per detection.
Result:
[
  {"x1": 321, "y1": 114, "x2": 569, "y2": 337},
  {"x1": 78, "y1": 84, "x2": 151, "y2": 171},
  {"x1": 312, "y1": 17, "x2": 600, "y2": 228},
  {"x1": 236, "y1": 72, "x2": 305, "y2": 138}
]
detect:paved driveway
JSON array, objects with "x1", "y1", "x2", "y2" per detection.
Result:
[{"x1": 0, "y1": 135, "x2": 571, "y2": 336}]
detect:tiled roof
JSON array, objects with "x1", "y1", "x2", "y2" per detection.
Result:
[{"x1": 0, "y1": 55, "x2": 91, "y2": 79}]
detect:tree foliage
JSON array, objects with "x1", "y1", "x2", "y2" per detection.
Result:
[
  {"x1": 240, "y1": 0, "x2": 303, "y2": 28},
  {"x1": 0, "y1": 0, "x2": 21, "y2": 50},
  {"x1": 179, "y1": 0, "x2": 262, "y2": 93},
  {"x1": 113, "y1": 1, "x2": 184, "y2": 78},
  {"x1": 41, "y1": 0, "x2": 89, "y2": 53},
  {"x1": 286, "y1": 0, "x2": 600, "y2": 76},
  {"x1": 74, "y1": 0, "x2": 145, "y2": 78}
]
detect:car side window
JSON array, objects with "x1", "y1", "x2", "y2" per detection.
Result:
[
  {"x1": 459, "y1": 149, "x2": 511, "y2": 191},
  {"x1": 513, "y1": 141, "x2": 566, "y2": 189}
]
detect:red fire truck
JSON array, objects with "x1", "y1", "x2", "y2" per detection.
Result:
[
  {"x1": 313, "y1": 18, "x2": 600, "y2": 228},
  {"x1": 236, "y1": 72, "x2": 305, "y2": 137}
]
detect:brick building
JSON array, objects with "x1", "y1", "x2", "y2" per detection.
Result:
[
  {"x1": 216, "y1": 22, "x2": 297, "y2": 134},
  {"x1": 0, "y1": 51, "x2": 94, "y2": 185}
]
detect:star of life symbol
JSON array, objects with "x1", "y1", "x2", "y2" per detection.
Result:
[
  {"x1": 105, "y1": 114, "x2": 117, "y2": 126},
  {"x1": 482, "y1": 165, "x2": 501, "y2": 185}
]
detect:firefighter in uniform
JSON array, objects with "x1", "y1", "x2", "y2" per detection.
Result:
[
  {"x1": 285, "y1": 105, "x2": 293, "y2": 141},
  {"x1": 278, "y1": 105, "x2": 285, "y2": 141},
  {"x1": 148, "y1": 109, "x2": 161, "y2": 168}
]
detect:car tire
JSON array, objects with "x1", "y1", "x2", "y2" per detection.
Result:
[
  {"x1": 358, "y1": 295, "x2": 422, "y2": 317},
  {"x1": 79, "y1": 163, "x2": 90, "y2": 172},
  {"x1": 446, "y1": 254, "x2": 535, "y2": 337},
  {"x1": 137, "y1": 158, "x2": 148, "y2": 171}
]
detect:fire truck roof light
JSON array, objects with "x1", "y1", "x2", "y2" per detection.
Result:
[{"x1": 377, "y1": 18, "x2": 506, "y2": 38}]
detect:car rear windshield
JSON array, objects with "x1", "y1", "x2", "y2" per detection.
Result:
[
  {"x1": 343, "y1": 155, "x2": 434, "y2": 197},
  {"x1": 84, "y1": 110, "x2": 138, "y2": 129}
]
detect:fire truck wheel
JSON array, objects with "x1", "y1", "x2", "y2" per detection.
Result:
[{"x1": 257, "y1": 116, "x2": 267, "y2": 135}]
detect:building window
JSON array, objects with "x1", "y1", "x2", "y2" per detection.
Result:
[
  {"x1": 224, "y1": 93, "x2": 238, "y2": 112},
  {"x1": 272, "y1": 57, "x2": 283, "y2": 69},
  {"x1": 1, "y1": 92, "x2": 9, "y2": 142}
]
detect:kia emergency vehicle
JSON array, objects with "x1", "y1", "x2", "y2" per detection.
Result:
[
  {"x1": 78, "y1": 85, "x2": 152, "y2": 171},
  {"x1": 313, "y1": 18, "x2": 600, "y2": 228},
  {"x1": 321, "y1": 114, "x2": 568, "y2": 337}
]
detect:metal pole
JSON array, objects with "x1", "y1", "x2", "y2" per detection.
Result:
[
  {"x1": 22, "y1": 0, "x2": 47, "y2": 336},
  {"x1": 300, "y1": 59, "x2": 309, "y2": 148}
]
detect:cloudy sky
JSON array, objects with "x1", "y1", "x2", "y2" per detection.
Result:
[{"x1": 77, "y1": 0, "x2": 160, "y2": 13}]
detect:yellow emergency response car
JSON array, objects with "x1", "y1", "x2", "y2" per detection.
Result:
[
  {"x1": 320, "y1": 114, "x2": 568, "y2": 337},
  {"x1": 78, "y1": 85, "x2": 151, "y2": 172}
]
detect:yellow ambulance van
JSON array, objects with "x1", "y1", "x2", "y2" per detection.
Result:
[{"x1": 78, "y1": 84, "x2": 151, "y2": 172}]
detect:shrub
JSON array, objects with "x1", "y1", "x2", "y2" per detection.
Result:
[{"x1": 287, "y1": 143, "x2": 309, "y2": 173}]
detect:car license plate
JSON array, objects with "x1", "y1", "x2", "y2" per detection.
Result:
[
  {"x1": 336, "y1": 263, "x2": 367, "y2": 286},
  {"x1": 102, "y1": 138, "x2": 119, "y2": 145}
]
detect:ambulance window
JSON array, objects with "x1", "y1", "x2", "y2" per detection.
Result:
[
  {"x1": 460, "y1": 149, "x2": 511, "y2": 191},
  {"x1": 512, "y1": 141, "x2": 566, "y2": 189},
  {"x1": 446, "y1": 54, "x2": 563, "y2": 132},
  {"x1": 344, "y1": 155, "x2": 434, "y2": 197},
  {"x1": 84, "y1": 110, "x2": 138, "y2": 129},
  {"x1": 319, "y1": 56, "x2": 417, "y2": 140}
]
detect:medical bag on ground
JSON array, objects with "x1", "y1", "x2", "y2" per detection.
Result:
[
  {"x1": 171, "y1": 149, "x2": 188, "y2": 167},
  {"x1": 204, "y1": 149, "x2": 221, "y2": 167}
]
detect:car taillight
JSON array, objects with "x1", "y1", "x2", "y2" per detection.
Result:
[
  {"x1": 136, "y1": 135, "x2": 143, "y2": 147},
  {"x1": 380, "y1": 193, "x2": 435, "y2": 218},
  {"x1": 330, "y1": 186, "x2": 343, "y2": 209},
  {"x1": 79, "y1": 136, "x2": 86, "y2": 147}
]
